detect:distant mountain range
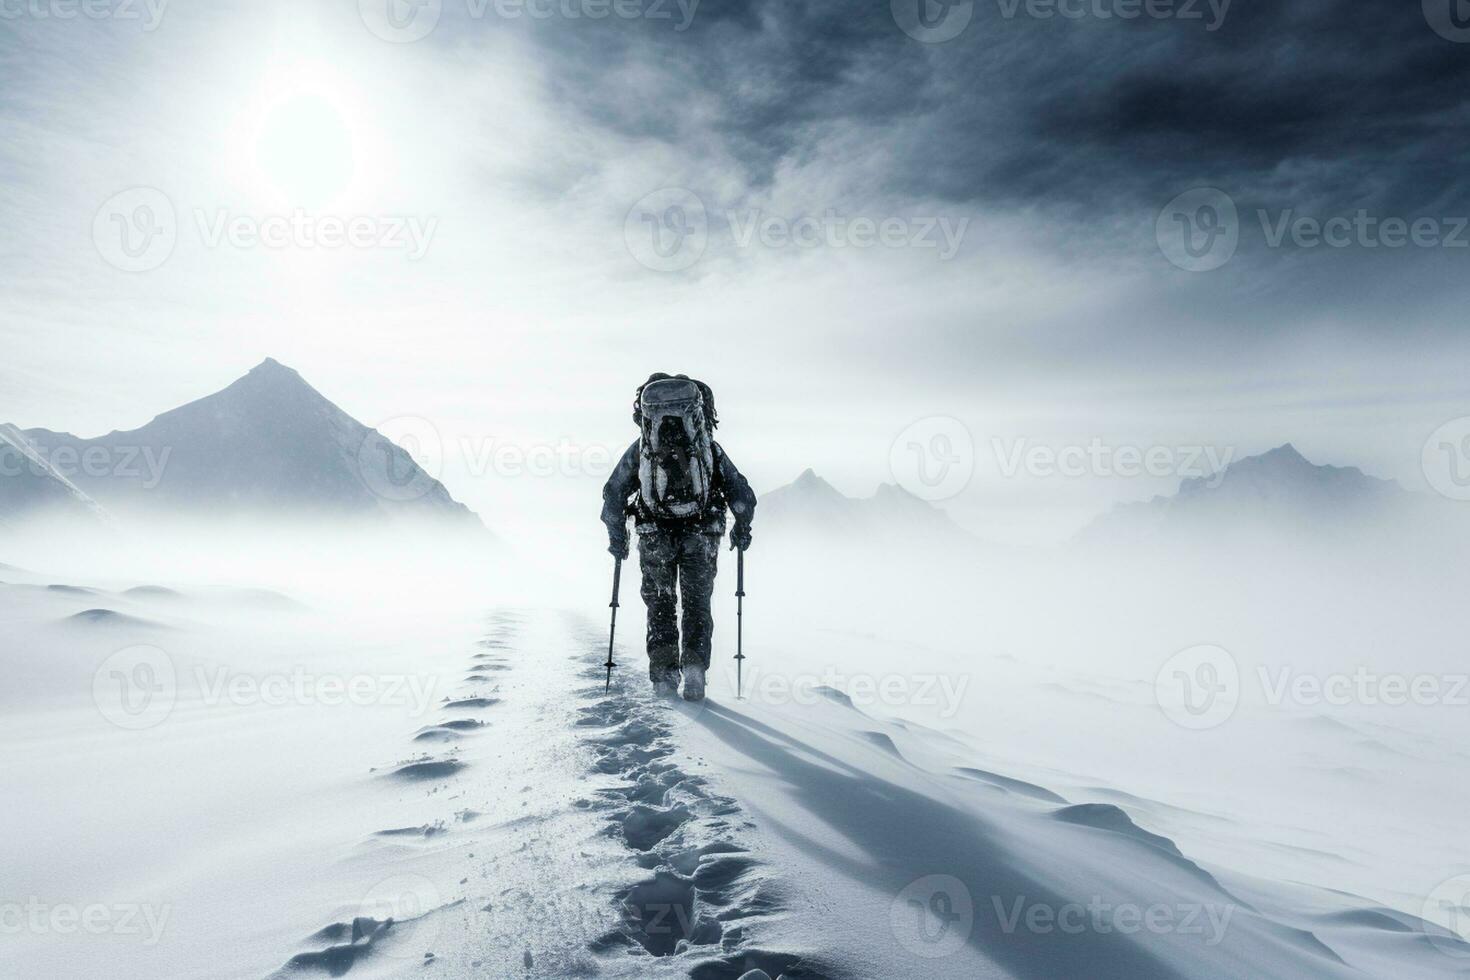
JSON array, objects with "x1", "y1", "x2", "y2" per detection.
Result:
[
  {"x1": 4, "y1": 369, "x2": 1442, "y2": 553},
  {"x1": 1077, "y1": 443, "x2": 1416, "y2": 546},
  {"x1": 757, "y1": 444, "x2": 1434, "y2": 556},
  {"x1": 757, "y1": 468, "x2": 973, "y2": 549},
  {"x1": 3, "y1": 359, "x2": 485, "y2": 534}
]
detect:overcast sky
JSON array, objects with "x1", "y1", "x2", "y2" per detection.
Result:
[{"x1": 3, "y1": 0, "x2": 1469, "y2": 542}]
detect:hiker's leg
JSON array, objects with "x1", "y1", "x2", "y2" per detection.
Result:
[
  {"x1": 638, "y1": 528, "x2": 679, "y2": 680},
  {"x1": 677, "y1": 531, "x2": 719, "y2": 671}
]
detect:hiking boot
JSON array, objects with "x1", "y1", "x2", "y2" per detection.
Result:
[
  {"x1": 650, "y1": 669, "x2": 680, "y2": 697},
  {"x1": 681, "y1": 665, "x2": 706, "y2": 702}
]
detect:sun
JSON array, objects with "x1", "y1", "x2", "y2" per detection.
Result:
[
  {"x1": 254, "y1": 91, "x2": 354, "y2": 207},
  {"x1": 225, "y1": 60, "x2": 386, "y2": 211}
]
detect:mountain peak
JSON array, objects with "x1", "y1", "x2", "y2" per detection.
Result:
[
  {"x1": 1082, "y1": 440, "x2": 1404, "y2": 546},
  {"x1": 783, "y1": 468, "x2": 842, "y2": 495},
  {"x1": 13, "y1": 360, "x2": 486, "y2": 533},
  {"x1": 1214, "y1": 443, "x2": 1353, "y2": 486},
  {"x1": 245, "y1": 357, "x2": 305, "y2": 383},
  {"x1": 226, "y1": 359, "x2": 327, "y2": 409},
  {"x1": 1258, "y1": 443, "x2": 1309, "y2": 465}
]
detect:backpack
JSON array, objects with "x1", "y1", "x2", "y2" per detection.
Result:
[{"x1": 636, "y1": 377, "x2": 715, "y2": 520}]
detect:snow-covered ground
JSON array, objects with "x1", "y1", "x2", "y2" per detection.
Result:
[{"x1": 2, "y1": 541, "x2": 1468, "y2": 979}]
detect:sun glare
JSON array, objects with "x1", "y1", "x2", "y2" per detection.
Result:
[{"x1": 224, "y1": 60, "x2": 387, "y2": 211}]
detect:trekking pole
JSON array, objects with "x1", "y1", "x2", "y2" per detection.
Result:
[
  {"x1": 605, "y1": 557, "x2": 621, "y2": 692},
  {"x1": 734, "y1": 549, "x2": 746, "y2": 699}
]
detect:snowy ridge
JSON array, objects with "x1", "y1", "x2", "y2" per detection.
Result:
[
  {"x1": 0, "y1": 423, "x2": 111, "y2": 529},
  {"x1": 668, "y1": 674, "x2": 1470, "y2": 979}
]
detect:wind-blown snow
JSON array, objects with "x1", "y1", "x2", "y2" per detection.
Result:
[{"x1": 3, "y1": 535, "x2": 1468, "y2": 979}]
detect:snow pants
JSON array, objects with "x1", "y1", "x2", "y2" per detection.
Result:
[{"x1": 637, "y1": 525, "x2": 720, "y2": 679}]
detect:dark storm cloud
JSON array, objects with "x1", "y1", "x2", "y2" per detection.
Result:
[{"x1": 506, "y1": 0, "x2": 1470, "y2": 216}]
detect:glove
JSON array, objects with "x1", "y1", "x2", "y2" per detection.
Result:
[
  {"x1": 608, "y1": 533, "x2": 629, "y2": 561},
  {"x1": 730, "y1": 523, "x2": 752, "y2": 552}
]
